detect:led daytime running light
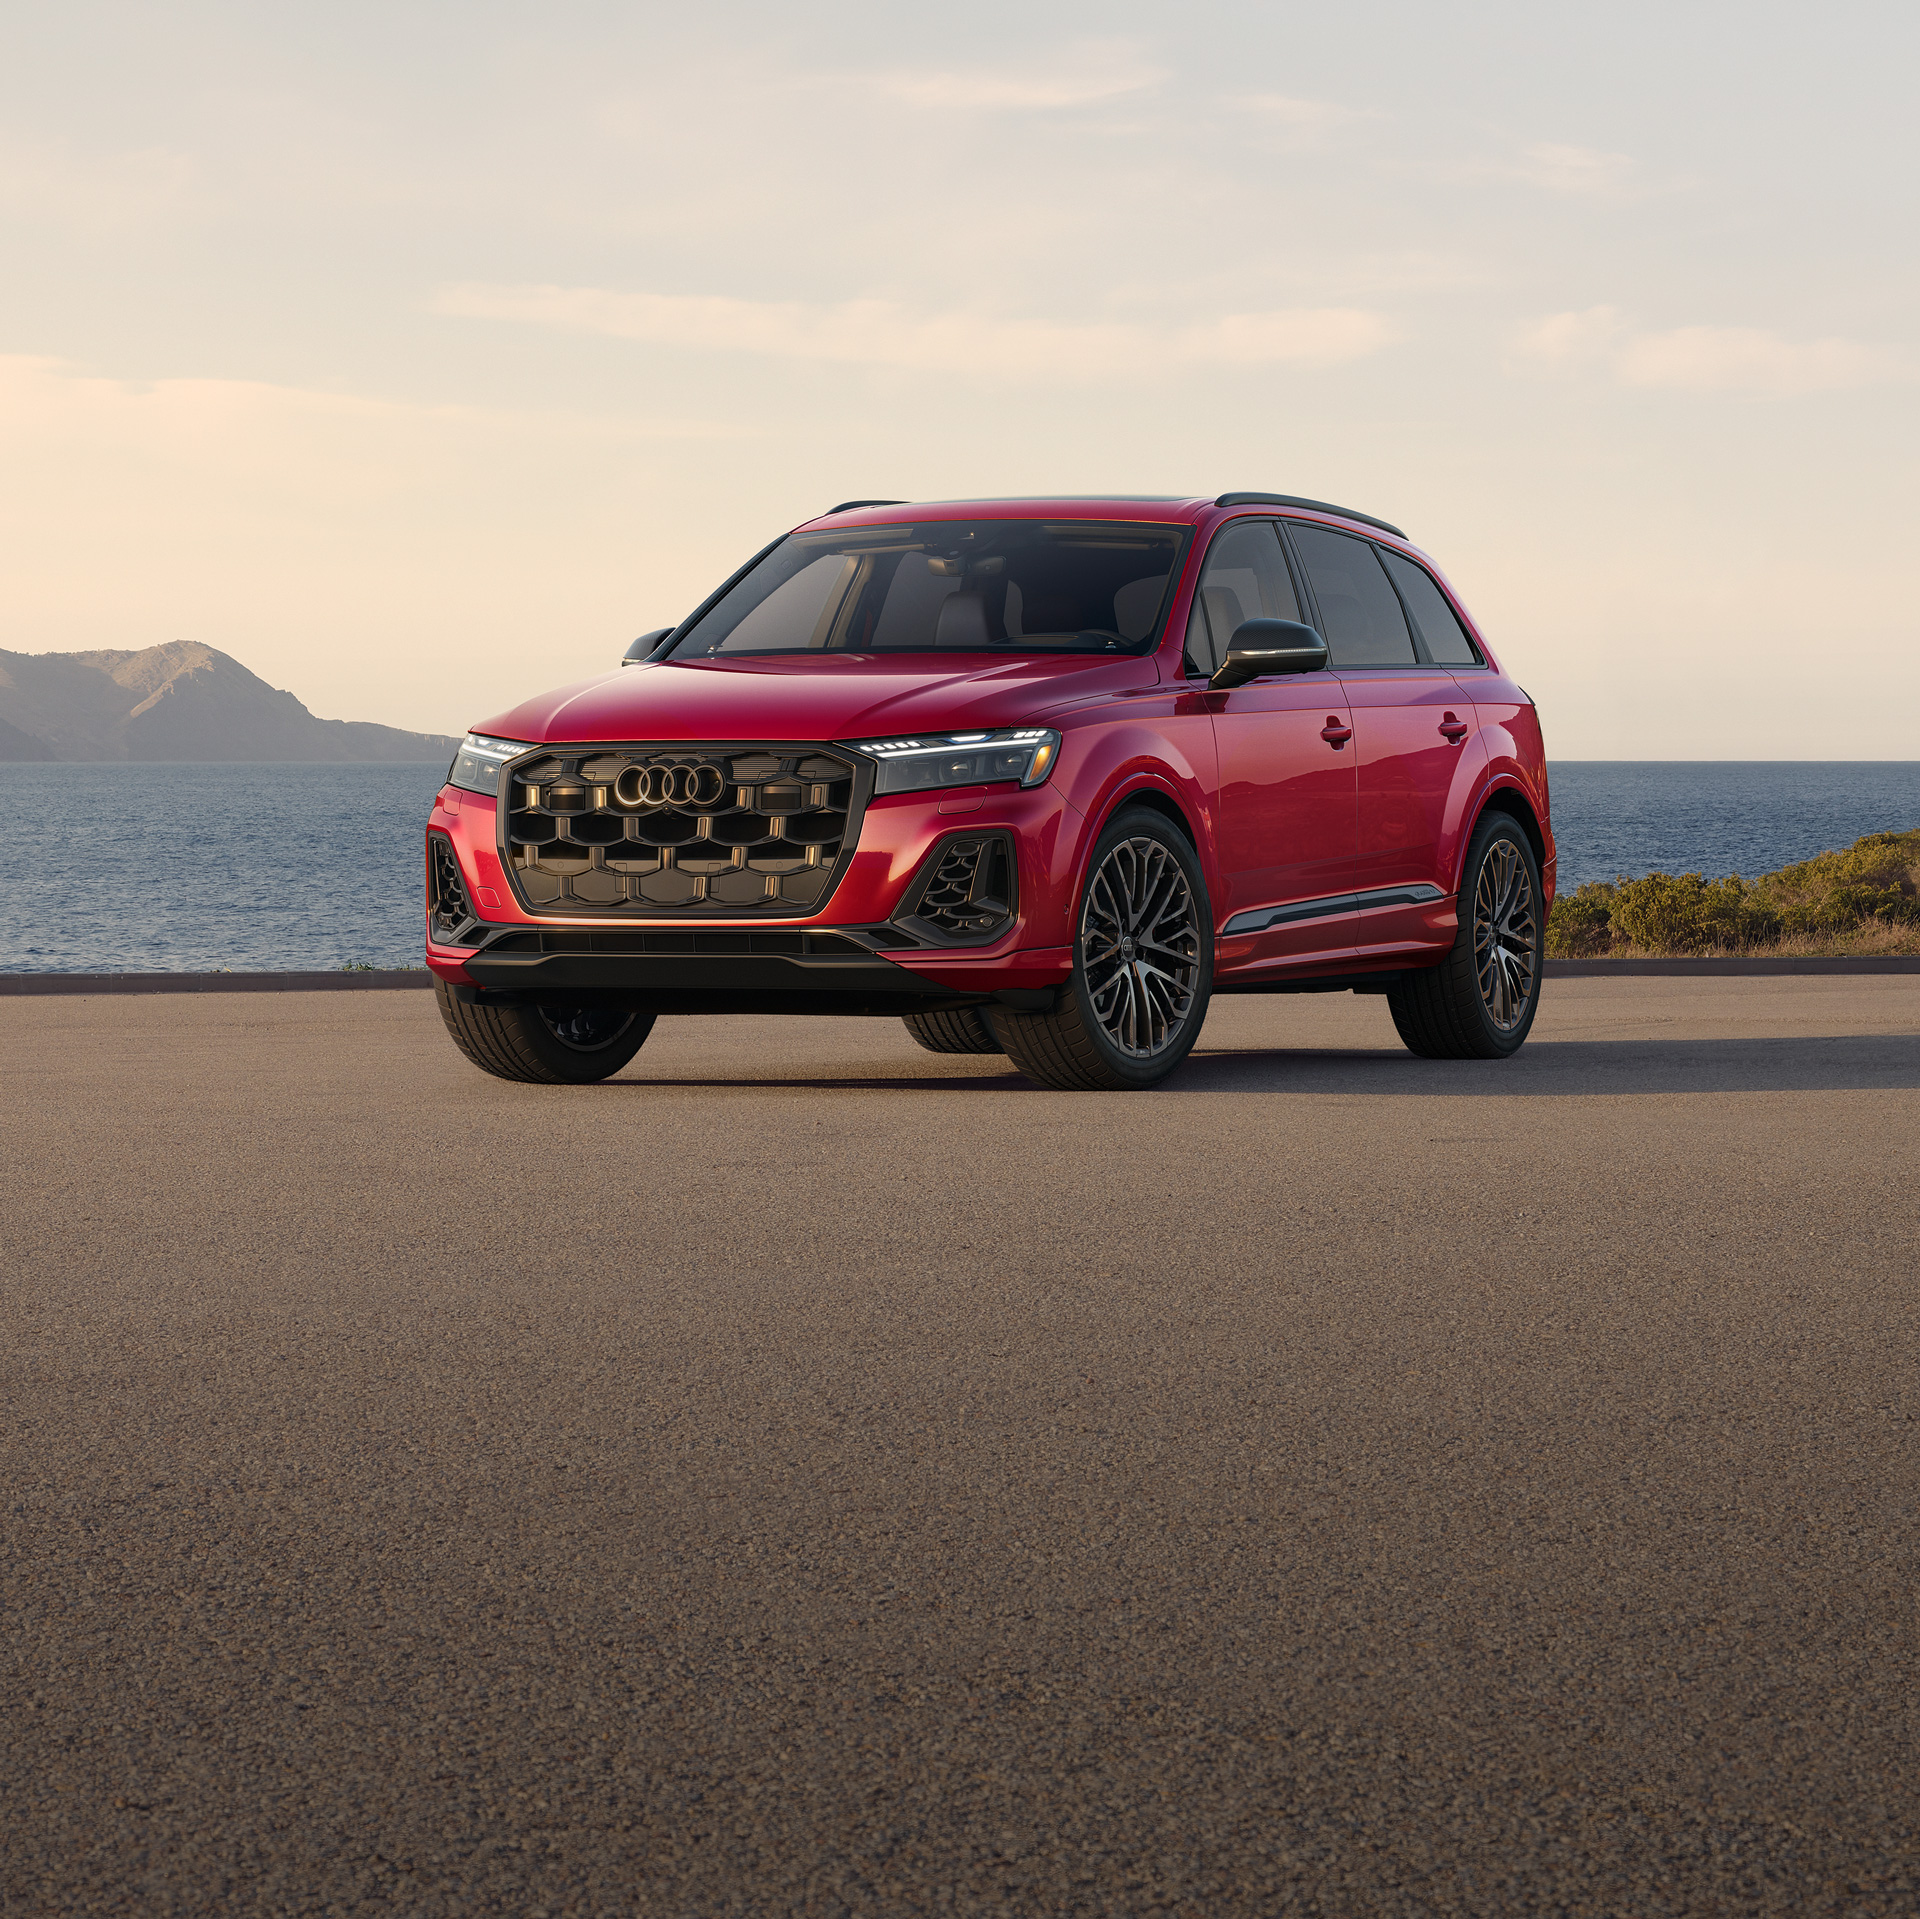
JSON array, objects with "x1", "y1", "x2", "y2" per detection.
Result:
[{"x1": 844, "y1": 727, "x2": 1062, "y2": 796}]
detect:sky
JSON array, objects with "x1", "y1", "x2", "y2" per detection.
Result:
[{"x1": 2, "y1": 0, "x2": 1915, "y2": 756}]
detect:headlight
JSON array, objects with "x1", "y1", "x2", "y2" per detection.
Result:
[
  {"x1": 447, "y1": 733, "x2": 527, "y2": 797},
  {"x1": 846, "y1": 728, "x2": 1061, "y2": 796}
]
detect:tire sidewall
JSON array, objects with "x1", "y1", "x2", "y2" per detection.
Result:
[
  {"x1": 1066, "y1": 806, "x2": 1214, "y2": 1086},
  {"x1": 1458, "y1": 814, "x2": 1543, "y2": 1055}
]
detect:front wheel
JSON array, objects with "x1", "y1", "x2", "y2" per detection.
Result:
[
  {"x1": 1386, "y1": 813, "x2": 1542, "y2": 1059},
  {"x1": 435, "y1": 981, "x2": 656, "y2": 1083},
  {"x1": 989, "y1": 808, "x2": 1213, "y2": 1091}
]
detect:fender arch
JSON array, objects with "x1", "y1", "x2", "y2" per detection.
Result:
[
  {"x1": 1471, "y1": 781, "x2": 1546, "y2": 874},
  {"x1": 1094, "y1": 780, "x2": 1198, "y2": 849}
]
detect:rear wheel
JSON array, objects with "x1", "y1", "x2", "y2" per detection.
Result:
[
  {"x1": 1386, "y1": 812, "x2": 1542, "y2": 1059},
  {"x1": 900, "y1": 1008, "x2": 1003, "y2": 1054},
  {"x1": 435, "y1": 980, "x2": 655, "y2": 1084},
  {"x1": 990, "y1": 807, "x2": 1212, "y2": 1091}
]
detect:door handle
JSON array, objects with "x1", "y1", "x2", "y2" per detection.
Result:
[
  {"x1": 1439, "y1": 713, "x2": 1469, "y2": 742},
  {"x1": 1320, "y1": 719, "x2": 1352, "y2": 749}
]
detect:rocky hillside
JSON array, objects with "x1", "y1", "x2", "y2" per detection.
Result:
[{"x1": 0, "y1": 643, "x2": 458, "y2": 762}]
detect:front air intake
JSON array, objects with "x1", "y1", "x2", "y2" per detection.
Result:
[
  {"x1": 503, "y1": 745, "x2": 870, "y2": 918},
  {"x1": 428, "y1": 834, "x2": 481, "y2": 946},
  {"x1": 892, "y1": 832, "x2": 1017, "y2": 945}
]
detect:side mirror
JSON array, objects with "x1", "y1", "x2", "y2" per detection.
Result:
[
  {"x1": 621, "y1": 627, "x2": 676, "y2": 666},
  {"x1": 1210, "y1": 619, "x2": 1328, "y2": 690}
]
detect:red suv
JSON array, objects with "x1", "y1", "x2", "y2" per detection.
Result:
[{"x1": 426, "y1": 493, "x2": 1553, "y2": 1090}]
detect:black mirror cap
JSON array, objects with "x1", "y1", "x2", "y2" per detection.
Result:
[
  {"x1": 1210, "y1": 620, "x2": 1329, "y2": 689},
  {"x1": 621, "y1": 627, "x2": 676, "y2": 666}
]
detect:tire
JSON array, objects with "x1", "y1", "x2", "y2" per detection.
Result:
[
  {"x1": 989, "y1": 807, "x2": 1213, "y2": 1091},
  {"x1": 900, "y1": 1008, "x2": 1003, "y2": 1054},
  {"x1": 435, "y1": 980, "x2": 656, "y2": 1084},
  {"x1": 1387, "y1": 812, "x2": 1543, "y2": 1060}
]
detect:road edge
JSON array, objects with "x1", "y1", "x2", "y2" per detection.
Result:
[{"x1": 5, "y1": 956, "x2": 1920, "y2": 995}]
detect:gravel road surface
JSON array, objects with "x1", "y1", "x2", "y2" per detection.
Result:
[{"x1": 4, "y1": 978, "x2": 1917, "y2": 1915}]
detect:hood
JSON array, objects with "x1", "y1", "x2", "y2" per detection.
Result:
[{"x1": 473, "y1": 651, "x2": 1161, "y2": 746}]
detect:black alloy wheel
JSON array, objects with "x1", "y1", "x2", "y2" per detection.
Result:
[
  {"x1": 1386, "y1": 811, "x2": 1542, "y2": 1059},
  {"x1": 435, "y1": 981, "x2": 656, "y2": 1084},
  {"x1": 990, "y1": 807, "x2": 1213, "y2": 1091}
]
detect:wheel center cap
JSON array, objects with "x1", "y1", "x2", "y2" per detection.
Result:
[{"x1": 1120, "y1": 935, "x2": 1136, "y2": 960}]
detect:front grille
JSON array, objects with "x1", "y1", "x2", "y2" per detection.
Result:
[
  {"x1": 428, "y1": 833, "x2": 480, "y2": 946},
  {"x1": 504, "y1": 746, "x2": 865, "y2": 917}
]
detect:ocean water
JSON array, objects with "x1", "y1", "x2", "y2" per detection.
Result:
[
  {"x1": 0, "y1": 762, "x2": 448, "y2": 974},
  {"x1": 1, "y1": 760, "x2": 1915, "y2": 972},
  {"x1": 1548, "y1": 762, "x2": 1920, "y2": 889}
]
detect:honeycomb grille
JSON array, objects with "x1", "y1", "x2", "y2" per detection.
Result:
[
  {"x1": 897, "y1": 834, "x2": 1015, "y2": 942},
  {"x1": 504, "y1": 747, "x2": 863, "y2": 916},
  {"x1": 428, "y1": 833, "x2": 480, "y2": 945}
]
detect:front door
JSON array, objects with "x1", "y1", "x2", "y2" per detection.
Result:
[
  {"x1": 1285, "y1": 522, "x2": 1484, "y2": 962},
  {"x1": 1185, "y1": 518, "x2": 1359, "y2": 974}
]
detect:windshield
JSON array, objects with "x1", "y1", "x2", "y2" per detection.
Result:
[{"x1": 668, "y1": 520, "x2": 1189, "y2": 659}]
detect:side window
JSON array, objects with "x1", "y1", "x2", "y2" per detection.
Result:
[
  {"x1": 1184, "y1": 520, "x2": 1299, "y2": 675},
  {"x1": 1286, "y1": 523, "x2": 1415, "y2": 668},
  {"x1": 1378, "y1": 550, "x2": 1483, "y2": 665}
]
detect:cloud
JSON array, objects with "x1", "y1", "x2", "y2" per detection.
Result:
[
  {"x1": 1513, "y1": 142, "x2": 1634, "y2": 196},
  {"x1": 0, "y1": 138, "x2": 198, "y2": 229},
  {"x1": 436, "y1": 284, "x2": 1395, "y2": 379},
  {"x1": 828, "y1": 44, "x2": 1161, "y2": 112},
  {"x1": 1228, "y1": 94, "x2": 1376, "y2": 146},
  {"x1": 1512, "y1": 307, "x2": 1909, "y2": 395}
]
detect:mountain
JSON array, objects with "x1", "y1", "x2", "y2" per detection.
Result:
[{"x1": 0, "y1": 643, "x2": 458, "y2": 762}]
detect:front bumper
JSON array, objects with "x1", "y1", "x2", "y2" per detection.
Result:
[{"x1": 427, "y1": 773, "x2": 1081, "y2": 1008}]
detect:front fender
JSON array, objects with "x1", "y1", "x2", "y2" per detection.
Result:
[{"x1": 1044, "y1": 697, "x2": 1222, "y2": 941}]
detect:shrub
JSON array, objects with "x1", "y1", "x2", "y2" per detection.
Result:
[
  {"x1": 1545, "y1": 882, "x2": 1617, "y2": 957},
  {"x1": 1753, "y1": 828, "x2": 1920, "y2": 933},
  {"x1": 1599, "y1": 872, "x2": 1778, "y2": 952}
]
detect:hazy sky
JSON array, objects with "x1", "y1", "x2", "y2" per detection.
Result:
[{"x1": 3, "y1": 1, "x2": 1915, "y2": 754}]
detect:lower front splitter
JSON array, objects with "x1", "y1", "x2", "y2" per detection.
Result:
[{"x1": 457, "y1": 945, "x2": 990, "y2": 1016}]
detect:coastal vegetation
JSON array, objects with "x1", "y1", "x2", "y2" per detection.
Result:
[{"x1": 1546, "y1": 829, "x2": 1920, "y2": 958}]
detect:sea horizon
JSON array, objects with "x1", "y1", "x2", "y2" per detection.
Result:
[{"x1": 2, "y1": 758, "x2": 1915, "y2": 972}]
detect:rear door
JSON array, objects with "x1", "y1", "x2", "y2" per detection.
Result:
[
  {"x1": 1284, "y1": 522, "x2": 1484, "y2": 965},
  {"x1": 1186, "y1": 519, "x2": 1359, "y2": 973}
]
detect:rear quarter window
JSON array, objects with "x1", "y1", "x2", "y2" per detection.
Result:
[{"x1": 1379, "y1": 550, "x2": 1483, "y2": 666}]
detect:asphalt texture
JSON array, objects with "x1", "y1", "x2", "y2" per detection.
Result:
[{"x1": 4, "y1": 978, "x2": 1917, "y2": 1917}]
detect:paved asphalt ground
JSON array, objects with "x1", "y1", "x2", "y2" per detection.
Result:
[{"x1": 4, "y1": 978, "x2": 1917, "y2": 1916}]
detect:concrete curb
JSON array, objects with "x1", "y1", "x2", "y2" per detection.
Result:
[
  {"x1": 0, "y1": 970, "x2": 435, "y2": 995},
  {"x1": 1546, "y1": 957, "x2": 1920, "y2": 977},
  {"x1": 4, "y1": 958, "x2": 1919, "y2": 994}
]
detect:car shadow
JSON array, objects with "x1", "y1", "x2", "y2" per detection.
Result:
[
  {"x1": 1172, "y1": 1032, "x2": 1920, "y2": 1097},
  {"x1": 598, "y1": 1033, "x2": 1920, "y2": 1096}
]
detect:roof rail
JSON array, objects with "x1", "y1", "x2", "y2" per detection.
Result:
[
  {"x1": 1214, "y1": 492, "x2": 1407, "y2": 540},
  {"x1": 822, "y1": 498, "x2": 907, "y2": 515}
]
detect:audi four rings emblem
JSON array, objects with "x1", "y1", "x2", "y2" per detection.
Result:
[{"x1": 610, "y1": 761, "x2": 728, "y2": 808}]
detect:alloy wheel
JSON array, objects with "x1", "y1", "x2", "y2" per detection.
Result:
[
  {"x1": 1081, "y1": 836, "x2": 1201, "y2": 1057},
  {"x1": 538, "y1": 1004, "x2": 638, "y2": 1052},
  {"x1": 1473, "y1": 840, "x2": 1537, "y2": 1032}
]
